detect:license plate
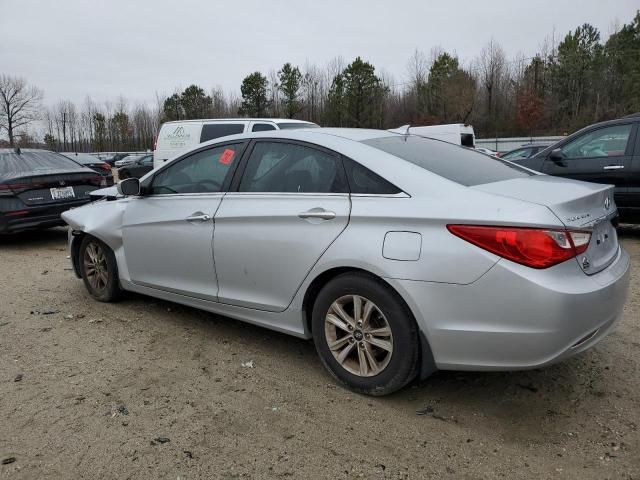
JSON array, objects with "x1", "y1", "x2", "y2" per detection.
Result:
[{"x1": 50, "y1": 186, "x2": 75, "y2": 200}]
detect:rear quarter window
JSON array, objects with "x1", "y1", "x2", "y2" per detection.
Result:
[
  {"x1": 200, "y1": 123, "x2": 245, "y2": 142},
  {"x1": 362, "y1": 136, "x2": 534, "y2": 186}
]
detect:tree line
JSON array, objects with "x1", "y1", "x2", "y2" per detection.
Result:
[{"x1": 1, "y1": 11, "x2": 639, "y2": 151}]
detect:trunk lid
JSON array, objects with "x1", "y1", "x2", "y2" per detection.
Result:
[
  {"x1": 2, "y1": 169, "x2": 104, "y2": 206},
  {"x1": 473, "y1": 175, "x2": 618, "y2": 275}
]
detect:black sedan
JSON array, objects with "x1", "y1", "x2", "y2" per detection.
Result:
[
  {"x1": 516, "y1": 114, "x2": 640, "y2": 223},
  {"x1": 0, "y1": 149, "x2": 106, "y2": 234},
  {"x1": 61, "y1": 152, "x2": 114, "y2": 185},
  {"x1": 117, "y1": 154, "x2": 154, "y2": 180}
]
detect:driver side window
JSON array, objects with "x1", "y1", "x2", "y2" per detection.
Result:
[
  {"x1": 560, "y1": 124, "x2": 633, "y2": 159},
  {"x1": 149, "y1": 143, "x2": 242, "y2": 195}
]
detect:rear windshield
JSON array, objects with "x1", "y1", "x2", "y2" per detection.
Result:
[
  {"x1": 0, "y1": 151, "x2": 85, "y2": 175},
  {"x1": 276, "y1": 122, "x2": 320, "y2": 130},
  {"x1": 361, "y1": 135, "x2": 534, "y2": 186},
  {"x1": 61, "y1": 153, "x2": 100, "y2": 164}
]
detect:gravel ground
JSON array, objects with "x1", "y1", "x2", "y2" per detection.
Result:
[{"x1": 1, "y1": 226, "x2": 639, "y2": 479}]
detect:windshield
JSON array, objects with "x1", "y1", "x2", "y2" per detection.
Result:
[
  {"x1": 361, "y1": 135, "x2": 534, "y2": 186},
  {"x1": 0, "y1": 151, "x2": 87, "y2": 175}
]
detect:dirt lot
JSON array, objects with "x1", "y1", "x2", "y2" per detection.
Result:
[{"x1": 1, "y1": 227, "x2": 639, "y2": 479}]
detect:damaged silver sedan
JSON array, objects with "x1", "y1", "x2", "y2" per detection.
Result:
[{"x1": 62, "y1": 128, "x2": 630, "y2": 395}]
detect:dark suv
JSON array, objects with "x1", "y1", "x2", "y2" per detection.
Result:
[{"x1": 516, "y1": 114, "x2": 640, "y2": 223}]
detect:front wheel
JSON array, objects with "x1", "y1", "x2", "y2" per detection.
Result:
[
  {"x1": 312, "y1": 273, "x2": 419, "y2": 396},
  {"x1": 79, "y1": 235, "x2": 122, "y2": 302}
]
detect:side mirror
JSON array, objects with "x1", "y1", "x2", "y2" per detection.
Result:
[
  {"x1": 117, "y1": 177, "x2": 141, "y2": 196},
  {"x1": 549, "y1": 148, "x2": 565, "y2": 162}
]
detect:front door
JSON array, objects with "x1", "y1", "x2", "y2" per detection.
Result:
[
  {"x1": 213, "y1": 140, "x2": 351, "y2": 312},
  {"x1": 542, "y1": 123, "x2": 636, "y2": 207},
  {"x1": 122, "y1": 142, "x2": 244, "y2": 300}
]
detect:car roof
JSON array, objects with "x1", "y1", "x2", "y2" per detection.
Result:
[{"x1": 162, "y1": 118, "x2": 315, "y2": 125}]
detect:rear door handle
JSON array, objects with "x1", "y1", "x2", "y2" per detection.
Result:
[
  {"x1": 298, "y1": 209, "x2": 336, "y2": 220},
  {"x1": 185, "y1": 212, "x2": 211, "y2": 222},
  {"x1": 603, "y1": 165, "x2": 624, "y2": 170}
]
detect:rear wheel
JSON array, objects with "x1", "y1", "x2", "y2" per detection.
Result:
[
  {"x1": 79, "y1": 236, "x2": 121, "y2": 302},
  {"x1": 312, "y1": 272, "x2": 419, "y2": 396}
]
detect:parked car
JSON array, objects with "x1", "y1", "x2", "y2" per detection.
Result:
[
  {"x1": 60, "y1": 152, "x2": 114, "y2": 185},
  {"x1": 474, "y1": 147, "x2": 499, "y2": 156},
  {"x1": 117, "y1": 154, "x2": 154, "y2": 179},
  {"x1": 95, "y1": 153, "x2": 129, "y2": 166},
  {"x1": 115, "y1": 153, "x2": 153, "y2": 168},
  {"x1": 154, "y1": 118, "x2": 319, "y2": 169},
  {"x1": 0, "y1": 149, "x2": 106, "y2": 234},
  {"x1": 62, "y1": 129, "x2": 629, "y2": 395},
  {"x1": 516, "y1": 114, "x2": 640, "y2": 223},
  {"x1": 498, "y1": 144, "x2": 551, "y2": 160}
]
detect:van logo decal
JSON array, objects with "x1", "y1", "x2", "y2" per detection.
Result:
[
  {"x1": 167, "y1": 126, "x2": 190, "y2": 140},
  {"x1": 604, "y1": 196, "x2": 611, "y2": 210}
]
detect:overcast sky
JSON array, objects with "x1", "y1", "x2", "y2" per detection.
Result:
[{"x1": 1, "y1": 0, "x2": 638, "y2": 107}]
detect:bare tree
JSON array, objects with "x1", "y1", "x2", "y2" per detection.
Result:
[{"x1": 0, "y1": 75, "x2": 44, "y2": 146}]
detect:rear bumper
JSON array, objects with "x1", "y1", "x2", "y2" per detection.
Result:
[
  {"x1": 389, "y1": 246, "x2": 630, "y2": 371},
  {"x1": 0, "y1": 199, "x2": 92, "y2": 234}
]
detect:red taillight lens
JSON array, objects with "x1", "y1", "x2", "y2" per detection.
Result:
[
  {"x1": 447, "y1": 225, "x2": 591, "y2": 269},
  {"x1": 100, "y1": 163, "x2": 111, "y2": 172}
]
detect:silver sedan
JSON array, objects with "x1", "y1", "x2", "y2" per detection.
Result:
[{"x1": 61, "y1": 128, "x2": 630, "y2": 395}]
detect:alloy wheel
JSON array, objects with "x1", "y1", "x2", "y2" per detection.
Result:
[
  {"x1": 324, "y1": 295, "x2": 393, "y2": 377},
  {"x1": 83, "y1": 241, "x2": 109, "y2": 292}
]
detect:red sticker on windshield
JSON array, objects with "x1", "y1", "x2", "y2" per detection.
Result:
[{"x1": 219, "y1": 149, "x2": 235, "y2": 165}]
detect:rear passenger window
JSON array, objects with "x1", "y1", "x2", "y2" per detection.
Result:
[
  {"x1": 200, "y1": 124, "x2": 245, "y2": 142},
  {"x1": 343, "y1": 158, "x2": 402, "y2": 195},
  {"x1": 239, "y1": 142, "x2": 347, "y2": 193},
  {"x1": 252, "y1": 123, "x2": 277, "y2": 132}
]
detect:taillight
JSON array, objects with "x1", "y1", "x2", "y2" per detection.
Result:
[
  {"x1": 447, "y1": 225, "x2": 591, "y2": 269},
  {"x1": 100, "y1": 163, "x2": 112, "y2": 172},
  {"x1": 0, "y1": 183, "x2": 29, "y2": 196}
]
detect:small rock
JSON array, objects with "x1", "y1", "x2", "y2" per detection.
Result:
[
  {"x1": 183, "y1": 450, "x2": 193, "y2": 459},
  {"x1": 117, "y1": 404, "x2": 129, "y2": 416},
  {"x1": 64, "y1": 314, "x2": 74, "y2": 320},
  {"x1": 41, "y1": 270, "x2": 48, "y2": 275},
  {"x1": 122, "y1": 421, "x2": 129, "y2": 426},
  {"x1": 241, "y1": 360, "x2": 255, "y2": 368},
  {"x1": 1, "y1": 457, "x2": 16, "y2": 465},
  {"x1": 416, "y1": 405, "x2": 434, "y2": 415},
  {"x1": 154, "y1": 437, "x2": 170, "y2": 444},
  {"x1": 40, "y1": 310, "x2": 59, "y2": 315},
  {"x1": 14, "y1": 374, "x2": 23, "y2": 382},
  {"x1": 40, "y1": 327, "x2": 52, "y2": 332}
]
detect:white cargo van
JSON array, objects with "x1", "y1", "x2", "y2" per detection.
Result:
[
  {"x1": 390, "y1": 124, "x2": 475, "y2": 147},
  {"x1": 154, "y1": 118, "x2": 319, "y2": 169}
]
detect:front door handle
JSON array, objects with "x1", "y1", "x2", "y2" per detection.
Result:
[
  {"x1": 603, "y1": 165, "x2": 624, "y2": 170},
  {"x1": 185, "y1": 212, "x2": 211, "y2": 222},
  {"x1": 298, "y1": 209, "x2": 336, "y2": 220}
]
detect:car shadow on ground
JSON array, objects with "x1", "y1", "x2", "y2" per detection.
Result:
[{"x1": 0, "y1": 227, "x2": 68, "y2": 248}]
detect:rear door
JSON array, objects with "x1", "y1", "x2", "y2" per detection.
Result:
[
  {"x1": 541, "y1": 123, "x2": 636, "y2": 208},
  {"x1": 213, "y1": 139, "x2": 351, "y2": 312},
  {"x1": 122, "y1": 142, "x2": 245, "y2": 300}
]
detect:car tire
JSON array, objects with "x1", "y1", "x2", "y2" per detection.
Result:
[
  {"x1": 312, "y1": 272, "x2": 419, "y2": 396},
  {"x1": 79, "y1": 235, "x2": 122, "y2": 302}
]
